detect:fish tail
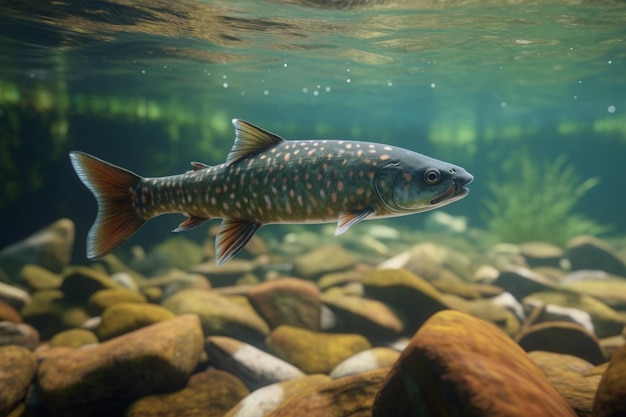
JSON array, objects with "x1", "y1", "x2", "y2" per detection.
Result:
[{"x1": 70, "y1": 151, "x2": 146, "y2": 259}]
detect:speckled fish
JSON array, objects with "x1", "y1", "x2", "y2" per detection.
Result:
[{"x1": 70, "y1": 119, "x2": 473, "y2": 266}]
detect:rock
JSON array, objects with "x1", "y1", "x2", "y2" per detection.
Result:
[
  {"x1": 0, "y1": 299, "x2": 22, "y2": 323},
  {"x1": 247, "y1": 278, "x2": 320, "y2": 331},
  {"x1": 0, "y1": 345, "x2": 37, "y2": 416},
  {"x1": 0, "y1": 218, "x2": 74, "y2": 277},
  {"x1": 529, "y1": 351, "x2": 600, "y2": 417},
  {"x1": 329, "y1": 347, "x2": 399, "y2": 378},
  {"x1": 491, "y1": 266, "x2": 557, "y2": 300},
  {"x1": 600, "y1": 335, "x2": 625, "y2": 361},
  {"x1": 442, "y1": 295, "x2": 520, "y2": 337},
  {"x1": 37, "y1": 314, "x2": 204, "y2": 416},
  {"x1": 266, "y1": 368, "x2": 387, "y2": 417},
  {"x1": 190, "y1": 259, "x2": 257, "y2": 287},
  {"x1": 144, "y1": 236, "x2": 205, "y2": 272},
  {"x1": 523, "y1": 291, "x2": 625, "y2": 338},
  {"x1": 0, "y1": 281, "x2": 31, "y2": 310},
  {"x1": 567, "y1": 235, "x2": 626, "y2": 277},
  {"x1": 18, "y1": 264, "x2": 62, "y2": 290},
  {"x1": 362, "y1": 269, "x2": 447, "y2": 333},
  {"x1": 562, "y1": 277, "x2": 626, "y2": 310},
  {"x1": 21, "y1": 289, "x2": 89, "y2": 340},
  {"x1": 96, "y1": 302, "x2": 175, "y2": 341},
  {"x1": 317, "y1": 270, "x2": 366, "y2": 290},
  {"x1": 520, "y1": 241, "x2": 566, "y2": 268},
  {"x1": 423, "y1": 211, "x2": 468, "y2": 234},
  {"x1": 516, "y1": 322, "x2": 606, "y2": 365},
  {"x1": 490, "y1": 291, "x2": 526, "y2": 321},
  {"x1": 109, "y1": 272, "x2": 140, "y2": 291},
  {"x1": 205, "y1": 336, "x2": 304, "y2": 390},
  {"x1": 224, "y1": 374, "x2": 332, "y2": 417},
  {"x1": 60, "y1": 266, "x2": 122, "y2": 304},
  {"x1": 0, "y1": 321, "x2": 39, "y2": 350},
  {"x1": 266, "y1": 325, "x2": 371, "y2": 374},
  {"x1": 372, "y1": 310, "x2": 576, "y2": 417},
  {"x1": 593, "y1": 342, "x2": 626, "y2": 417},
  {"x1": 321, "y1": 292, "x2": 403, "y2": 341},
  {"x1": 430, "y1": 279, "x2": 481, "y2": 299},
  {"x1": 163, "y1": 289, "x2": 269, "y2": 344},
  {"x1": 50, "y1": 328, "x2": 98, "y2": 348},
  {"x1": 525, "y1": 302, "x2": 595, "y2": 334},
  {"x1": 293, "y1": 246, "x2": 357, "y2": 278},
  {"x1": 125, "y1": 368, "x2": 249, "y2": 417},
  {"x1": 86, "y1": 287, "x2": 146, "y2": 315}
]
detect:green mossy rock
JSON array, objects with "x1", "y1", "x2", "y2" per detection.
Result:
[
  {"x1": 50, "y1": 328, "x2": 98, "y2": 348},
  {"x1": 293, "y1": 246, "x2": 357, "y2": 278},
  {"x1": 0, "y1": 345, "x2": 37, "y2": 416},
  {"x1": 163, "y1": 289, "x2": 270, "y2": 344},
  {"x1": 21, "y1": 289, "x2": 89, "y2": 340},
  {"x1": 125, "y1": 368, "x2": 249, "y2": 417},
  {"x1": 18, "y1": 264, "x2": 62, "y2": 290},
  {"x1": 266, "y1": 325, "x2": 371, "y2": 374},
  {"x1": 96, "y1": 302, "x2": 175, "y2": 341},
  {"x1": 86, "y1": 287, "x2": 147, "y2": 315},
  {"x1": 60, "y1": 266, "x2": 121, "y2": 303}
]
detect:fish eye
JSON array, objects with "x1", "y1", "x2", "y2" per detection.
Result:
[{"x1": 424, "y1": 169, "x2": 440, "y2": 185}]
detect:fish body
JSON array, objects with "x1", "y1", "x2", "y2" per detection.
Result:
[{"x1": 70, "y1": 119, "x2": 473, "y2": 266}]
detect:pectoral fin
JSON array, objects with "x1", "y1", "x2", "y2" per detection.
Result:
[
  {"x1": 215, "y1": 217, "x2": 263, "y2": 266},
  {"x1": 335, "y1": 208, "x2": 374, "y2": 236},
  {"x1": 173, "y1": 215, "x2": 209, "y2": 232}
]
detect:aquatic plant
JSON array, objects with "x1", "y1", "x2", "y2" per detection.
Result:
[{"x1": 483, "y1": 154, "x2": 609, "y2": 245}]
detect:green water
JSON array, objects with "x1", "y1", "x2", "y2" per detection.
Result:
[{"x1": 1, "y1": 0, "x2": 625, "y2": 252}]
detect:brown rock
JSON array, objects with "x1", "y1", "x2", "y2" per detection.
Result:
[
  {"x1": 0, "y1": 299, "x2": 22, "y2": 323},
  {"x1": 362, "y1": 269, "x2": 447, "y2": 333},
  {"x1": 593, "y1": 342, "x2": 626, "y2": 417},
  {"x1": 267, "y1": 325, "x2": 371, "y2": 374},
  {"x1": 247, "y1": 278, "x2": 321, "y2": 331},
  {"x1": 0, "y1": 321, "x2": 40, "y2": 350},
  {"x1": 224, "y1": 374, "x2": 332, "y2": 417},
  {"x1": 293, "y1": 246, "x2": 357, "y2": 278},
  {"x1": 126, "y1": 368, "x2": 249, "y2": 417},
  {"x1": 562, "y1": 277, "x2": 626, "y2": 310},
  {"x1": 567, "y1": 235, "x2": 626, "y2": 277},
  {"x1": 37, "y1": 315, "x2": 204, "y2": 416},
  {"x1": 321, "y1": 292, "x2": 403, "y2": 340},
  {"x1": 163, "y1": 289, "x2": 269, "y2": 344},
  {"x1": 529, "y1": 351, "x2": 600, "y2": 417},
  {"x1": 0, "y1": 281, "x2": 31, "y2": 310},
  {"x1": 330, "y1": 347, "x2": 399, "y2": 378},
  {"x1": 373, "y1": 310, "x2": 576, "y2": 417},
  {"x1": 266, "y1": 368, "x2": 387, "y2": 417},
  {"x1": 0, "y1": 345, "x2": 37, "y2": 416}
]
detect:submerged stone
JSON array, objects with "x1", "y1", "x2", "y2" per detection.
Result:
[
  {"x1": 37, "y1": 315, "x2": 204, "y2": 416},
  {"x1": 96, "y1": 302, "x2": 175, "y2": 341},
  {"x1": 593, "y1": 342, "x2": 626, "y2": 417},
  {"x1": 49, "y1": 328, "x2": 98, "y2": 348},
  {"x1": 566, "y1": 235, "x2": 626, "y2": 277},
  {"x1": 0, "y1": 345, "x2": 37, "y2": 416},
  {"x1": 372, "y1": 310, "x2": 576, "y2": 417}
]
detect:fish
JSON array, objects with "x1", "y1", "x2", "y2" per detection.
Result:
[{"x1": 70, "y1": 119, "x2": 473, "y2": 266}]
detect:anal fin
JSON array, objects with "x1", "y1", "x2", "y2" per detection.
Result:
[
  {"x1": 173, "y1": 215, "x2": 209, "y2": 232},
  {"x1": 215, "y1": 217, "x2": 263, "y2": 266},
  {"x1": 336, "y1": 207, "x2": 375, "y2": 236}
]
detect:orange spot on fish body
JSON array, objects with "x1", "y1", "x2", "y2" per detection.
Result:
[{"x1": 337, "y1": 181, "x2": 344, "y2": 191}]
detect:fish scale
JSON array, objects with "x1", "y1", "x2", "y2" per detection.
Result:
[{"x1": 70, "y1": 119, "x2": 473, "y2": 266}]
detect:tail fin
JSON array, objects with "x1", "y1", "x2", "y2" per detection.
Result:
[{"x1": 69, "y1": 151, "x2": 146, "y2": 259}]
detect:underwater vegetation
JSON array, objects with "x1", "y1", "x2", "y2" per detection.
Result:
[{"x1": 483, "y1": 153, "x2": 609, "y2": 245}]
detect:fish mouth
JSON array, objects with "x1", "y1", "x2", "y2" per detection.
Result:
[{"x1": 430, "y1": 180, "x2": 470, "y2": 205}]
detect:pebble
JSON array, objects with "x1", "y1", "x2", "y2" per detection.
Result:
[{"x1": 0, "y1": 345, "x2": 38, "y2": 416}]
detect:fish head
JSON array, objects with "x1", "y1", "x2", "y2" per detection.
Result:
[{"x1": 374, "y1": 153, "x2": 473, "y2": 214}]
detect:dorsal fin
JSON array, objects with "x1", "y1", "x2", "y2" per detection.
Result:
[{"x1": 226, "y1": 119, "x2": 285, "y2": 166}]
